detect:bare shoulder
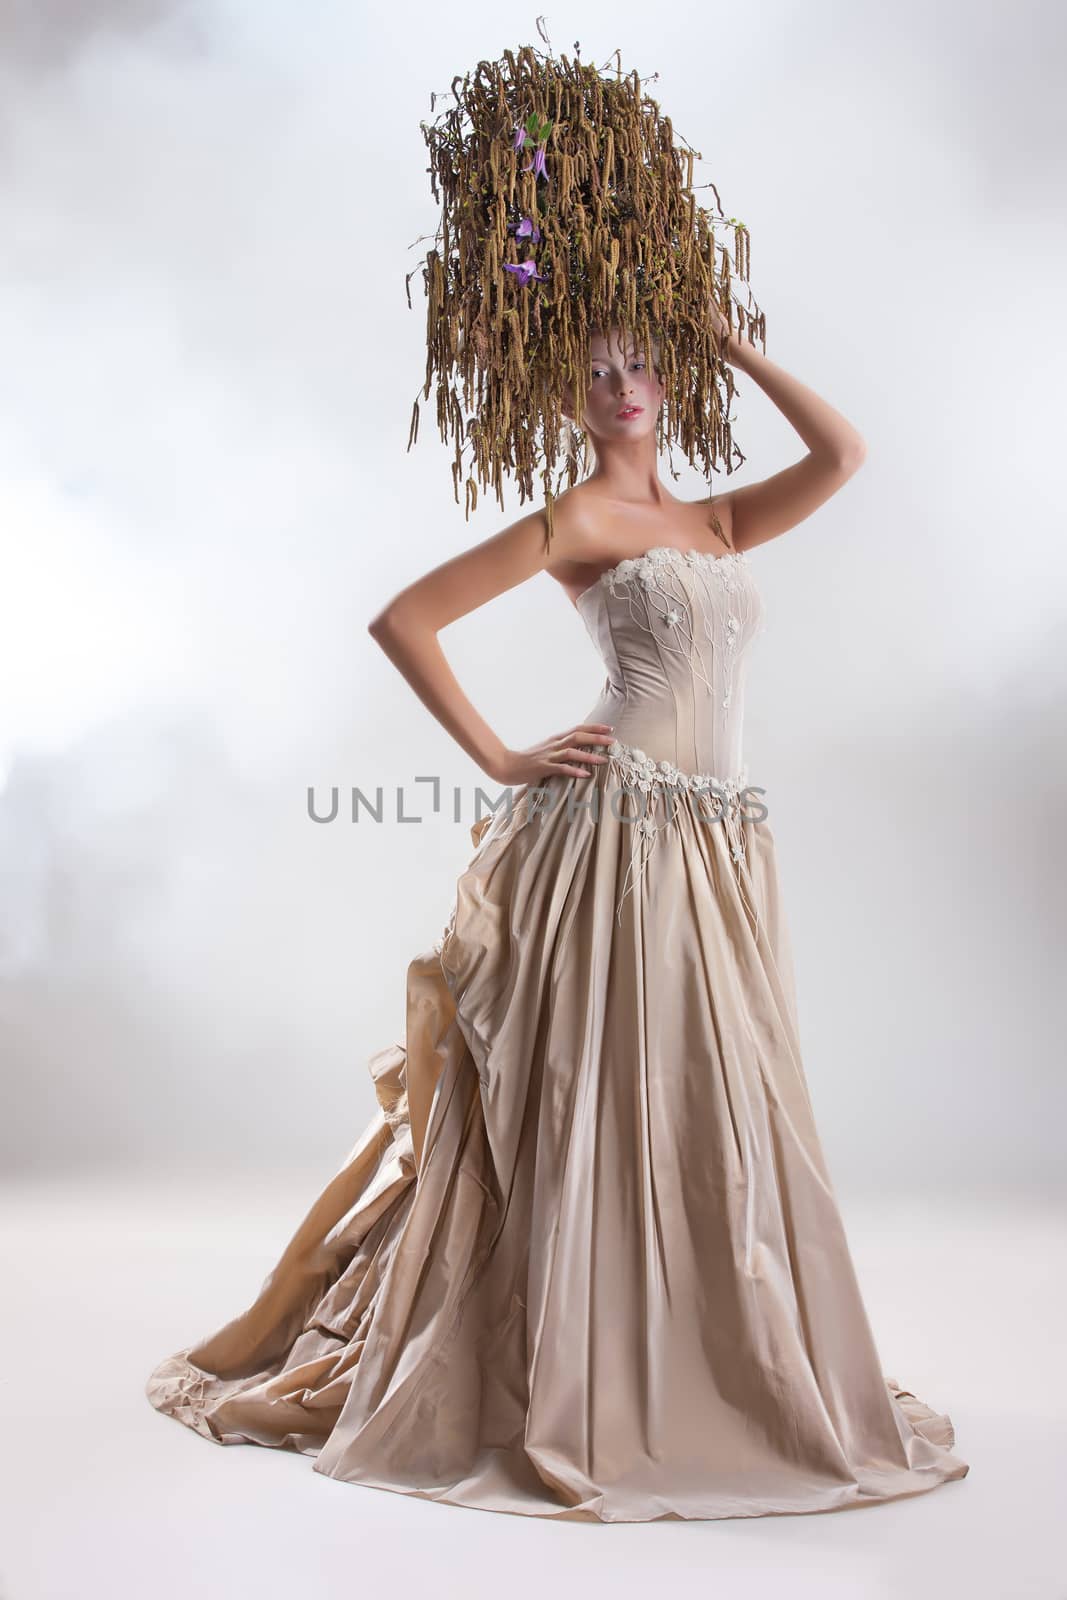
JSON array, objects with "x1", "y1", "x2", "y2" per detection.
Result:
[
  {"x1": 543, "y1": 483, "x2": 740, "y2": 605},
  {"x1": 546, "y1": 480, "x2": 612, "y2": 549},
  {"x1": 540, "y1": 482, "x2": 618, "y2": 590}
]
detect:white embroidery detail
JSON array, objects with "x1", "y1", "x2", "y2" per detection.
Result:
[
  {"x1": 584, "y1": 544, "x2": 748, "y2": 599},
  {"x1": 587, "y1": 547, "x2": 764, "y2": 753},
  {"x1": 602, "y1": 737, "x2": 760, "y2": 939},
  {"x1": 432, "y1": 736, "x2": 764, "y2": 966},
  {"x1": 606, "y1": 739, "x2": 749, "y2": 803}
]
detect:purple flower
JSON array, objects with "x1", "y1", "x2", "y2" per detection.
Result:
[
  {"x1": 513, "y1": 113, "x2": 553, "y2": 149},
  {"x1": 522, "y1": 145, "x2": 549, "y2": 179},
  {"x1": 503, "y1": 260, "x2": 547, "y2": 285},
  {"x1": 510, "y1": 216, "x2": 541, "y2": 242}
]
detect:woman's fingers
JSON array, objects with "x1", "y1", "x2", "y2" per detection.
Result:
[
  {"x1": 515, "y1": 723, "x2": 615, "y2": 784},
  {"x1": 566, "y1": 726, "x2": 615, "y2": 749},
  {"x1": 544, "y1": 745, "x2": 608, "y2": 779}
]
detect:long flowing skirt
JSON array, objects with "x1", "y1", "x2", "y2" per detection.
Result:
[{"x1": 146, "y1": 768, "x2": 969, "y2": 1522}]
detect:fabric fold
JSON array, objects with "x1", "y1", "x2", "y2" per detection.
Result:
[{"x1": 147, "y1": 766, "x2": 968, "y2": 1520}]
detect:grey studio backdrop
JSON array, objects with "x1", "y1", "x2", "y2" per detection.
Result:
[{"x1": 1, "y1": 0, "x2": 1064, "y2": 1209}]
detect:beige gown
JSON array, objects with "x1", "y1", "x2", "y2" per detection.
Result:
[{"x1": 146, "y1": 543, "x2": 969, "y2": 1522}]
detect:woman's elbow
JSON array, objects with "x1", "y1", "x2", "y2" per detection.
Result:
[
  {"x1": 842, "y1": 434, "x2": 868, "y2": 471},
  {"x1": 367, "y1": 604, "x2": 399, "y2": 639},
  {"x1": 368, "y1": 587, "x2": 444, "y2": 643},
  {"x1": 367, "y1": 600, "x2": 432, "y2": 649}
]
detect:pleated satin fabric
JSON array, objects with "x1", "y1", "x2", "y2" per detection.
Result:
[{"x1": 146, "y1": 546, "x2": 969, "y2": 1521}]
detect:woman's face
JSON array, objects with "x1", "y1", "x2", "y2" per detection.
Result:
[{"x1": 563, "y1": 327, "x2": 665, "y2": 443}]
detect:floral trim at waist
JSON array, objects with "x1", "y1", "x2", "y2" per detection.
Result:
[
  {"x1": 432, "y1": 736, "x2": 766, "y2": 960},
  {"x1": 605, "y1": 739, "x2": 750, "y2": 807},
  {"x1": 602, "y1": 738, "x2": 763, "y2": 933}
]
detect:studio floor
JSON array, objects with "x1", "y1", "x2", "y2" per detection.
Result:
[{"x1": 1, "y1": 1172, "x2": 1062, "y2": 1600}]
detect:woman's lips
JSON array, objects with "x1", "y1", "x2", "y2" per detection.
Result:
[{"x1": 616, "y1": 405, "x2": 643, "y2": 419}]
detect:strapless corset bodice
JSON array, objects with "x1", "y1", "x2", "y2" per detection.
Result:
[{"x1": 577, "y1": 545, "x2": 766, "y2": 782}]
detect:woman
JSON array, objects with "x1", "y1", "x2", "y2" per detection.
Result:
[{"x1": 146, "y1": 316, "x2": 970, "y2": 1521}]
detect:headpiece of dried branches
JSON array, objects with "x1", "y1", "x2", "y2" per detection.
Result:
[{"x1": 406, "y1": 18, "x2": 766, "y2": 547}]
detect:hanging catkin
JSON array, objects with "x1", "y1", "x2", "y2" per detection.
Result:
[{"x1": 408, "y1": 21, "x2": 766, "y2": 550}]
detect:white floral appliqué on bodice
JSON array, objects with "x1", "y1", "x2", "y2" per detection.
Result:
[
  {"x1": 574, "y1": 544, "x2": 769, "y2": 922},
  {"x1": 576, "y1": 544, "x2": 766, "y2": 785}
]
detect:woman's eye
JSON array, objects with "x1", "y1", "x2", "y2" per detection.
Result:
[{"x1": 590, "y1": 360, "x2": 644, "y2": 377}]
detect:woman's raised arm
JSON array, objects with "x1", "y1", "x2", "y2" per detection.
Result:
[{"x1": 710, "y1": 306, "x2": 868, "y2": 554}]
